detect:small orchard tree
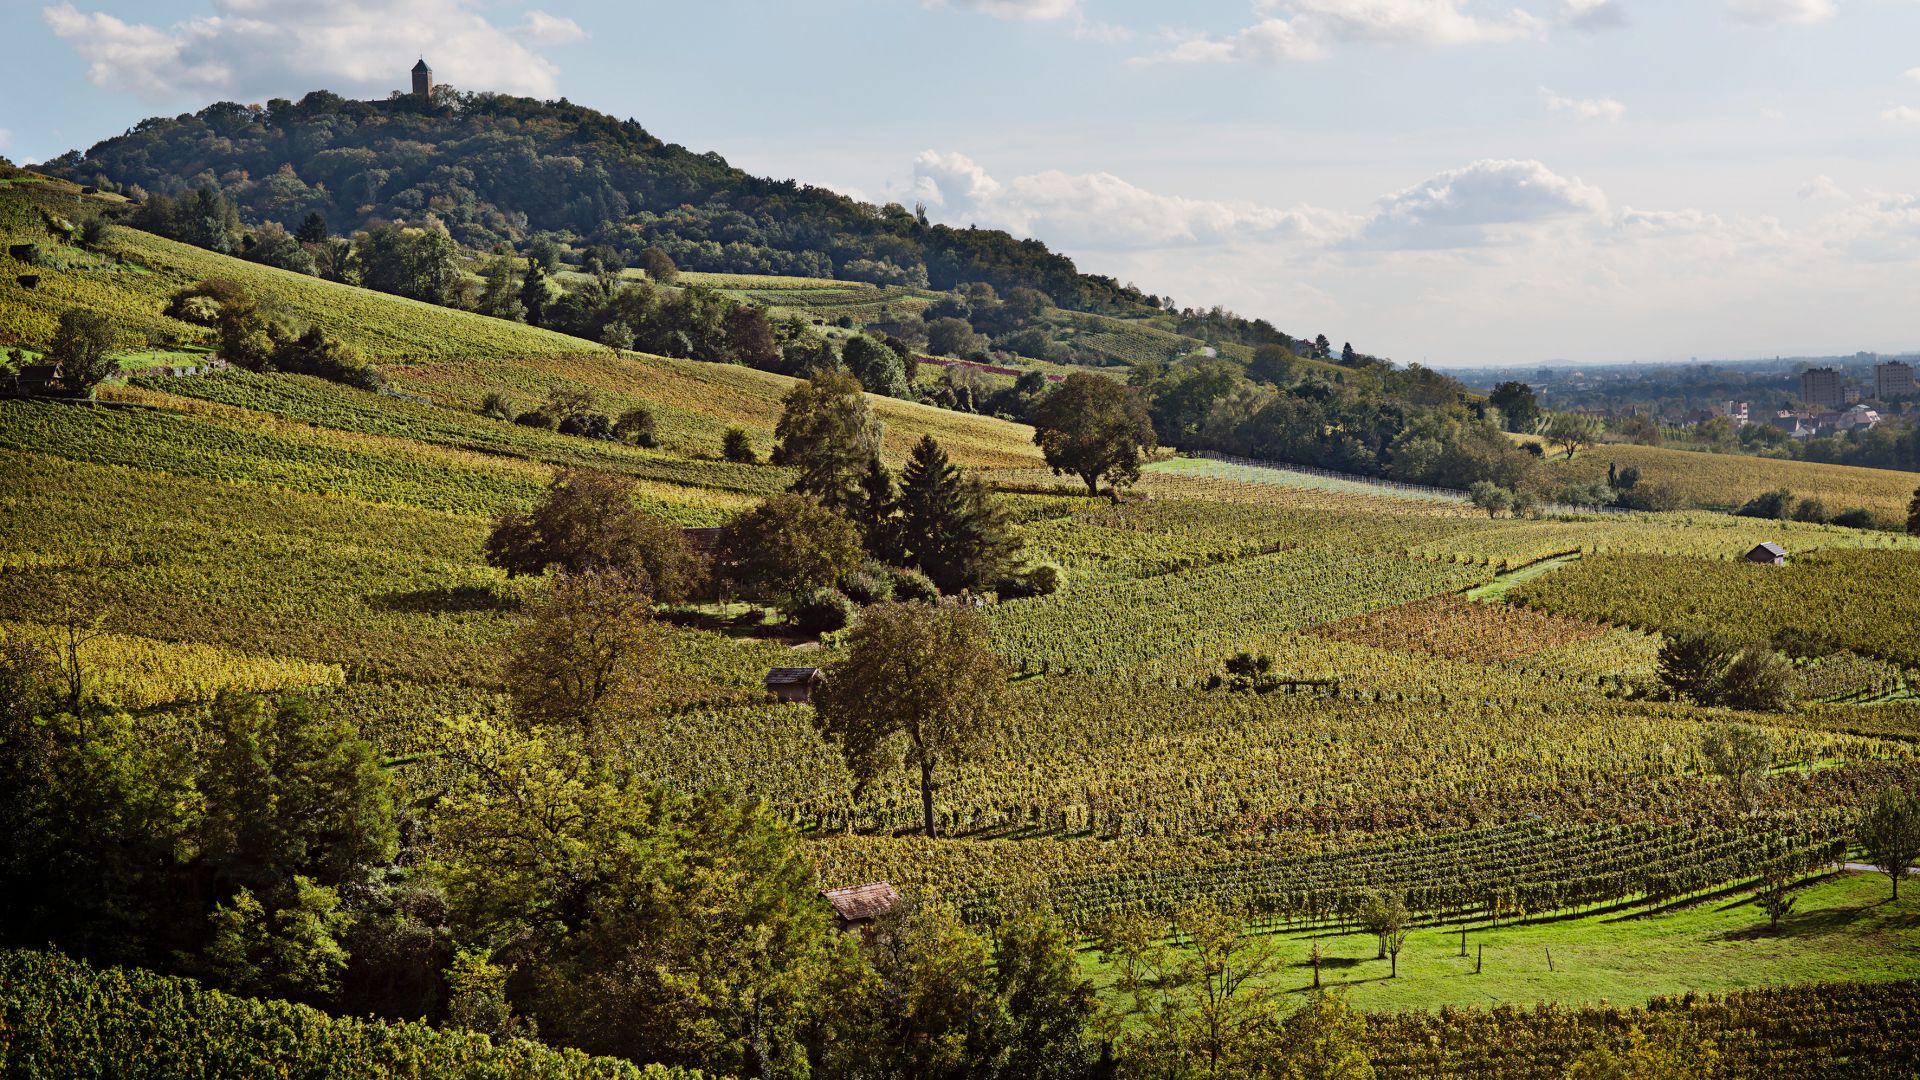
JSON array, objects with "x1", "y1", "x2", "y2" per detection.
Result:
[
  {"x1": 1858, "y1": 785, "x2": 1920, "y2": 901},
  {"x1": 504, "y1": 569, "x2": 665, "y2": 729},
  {"x1": 1357, "y1": 892, "x2": 1411, "y2": 976},
  {"x1": 772, "y1": 369, "x2": 882, "y2": 510},
  {"x1": 1701, "y1": 723, "x2": 1775, "y2": 811},
  {"x1": 1539, "y1": 412, "x2": 1604, "y2": 459},
  {"x1": 46, "y1": 309, "x2": 120, "y2": 394},
  {"x1": 715, "y1": 493, "x2": 865, "y2": 611},
  {"x1": 1753, "y1": 870, "x2": 1797, "y2": 931},
  {"x1": 1468, "y1": 481, "x2": 1513, "y2": 519},
  {"x1": 813, "y1": 603, "x2": 1009, "y2": 837},
  {"x1": 1031, "y1": 372, "x2": 1158, "y2": 497},
  {"x1": 485, "y1": 469, "x2": 705, "y2": 602}
]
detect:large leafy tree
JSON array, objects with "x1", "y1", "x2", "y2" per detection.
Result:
[
  {"x1": 1487, "y1": 381, "x2": 1540, "y2": 433},
  {"x1": 431, "y1": 719, "x2": 850, "y2": 1076},
  {"x1": 773, "y1": 369, "x2": 884, "y2": 510},
  {"x1": 45, "y1": 309, "x2": 120, "y2": 394},
  {"x1": 717, "y1": 494, "x2": 865, "y2": 610},
  {"x1": 840, "y1": 334, "x2": 910, "y2": 398},
  {"x1": 895, "y1": 435, "x2": 1019, "y2": 594},
  {"x1": 485, "y1": 469, "x2": 705, "y2": 602},
  {"x1": 504, "y1": 569, "x2": 667, "y2": 729},
  {"x1": 1859, "y1": 785, "x2": 1920, "y2": 901},
  {"x1": 813, "y1": 603, "x2": 1009, "y2": 838},
  {"x1": 1031, "y1": 372, "x2": 1158, "y2": 497}
]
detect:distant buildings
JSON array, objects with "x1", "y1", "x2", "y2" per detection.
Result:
[
  {"x1": 1877, "y1": 361, "x2": 1915, "y2": 401},
  {"x1": 1800, "y1": 367, "x2": 1843, "y2": 409}
]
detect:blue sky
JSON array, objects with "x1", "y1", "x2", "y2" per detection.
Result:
[{"x1": 6, "y1": 0, "x2": 1920, "y2": 367}]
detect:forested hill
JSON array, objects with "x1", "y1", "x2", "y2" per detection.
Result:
[{"x1": 41, "y1": 89, "x2": 1174, "y2": 318}]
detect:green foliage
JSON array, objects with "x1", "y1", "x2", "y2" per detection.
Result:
[
  {"x1": 486, "y1": 469, "x2": 707, "y2": 602},
  {"x1": 1032, "y1": 372, "x2": 1157, "y2": 495},
  {"x1": 1858, "y1": 785, "x2": 1920, "y2": 900},
  {"x1": 774, "y1": 369, "x2": 883, "y2": 509},
  {"x1": 842, "y1": 333, "x2": 910, "y2": 398},
  {"x1": 0, "y1": 949, "x2": 710, "y2": 1078},
  {"x1": 505, "y1": 569, "x2": 667, "y2": 729},
  {"x1": 815, "y1": 603, "x2": 1010, "y2": 837},
  {"x1": 721, "y1": 425, "x2": 756, "y2": 463},
  {"x1": 717, "y1": 493, "x2": 866, "y2": 609},
  {"x1": 45, "y1": 308, "x2": 118, "y2": 392},
  {"x1": 896, "y1": 435, "x2": 1020, "y2": 593}
]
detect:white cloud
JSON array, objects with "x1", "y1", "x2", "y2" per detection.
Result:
[
  {"x1": 1797, "y1": 175, "x2": 1846, "y2": 200},
  {"x1": 42, "y1": 0, "x2": 575, "y2": 100},
  {"x1": 945, "y1": 0, "x2": 1079, "y2": 20},
  {"x1": 1560, "y1": 0, "x2": 1626, "y2": 30},
  {"x1": 910, "y1": 150, "x2": 1348, "y2": 249},
  {"x1": 1883, "y1": 105, "x2": 1920, "y2": 123},
  {"x1": 1142, "y1": 0, "x2": 1544, "y2": 64},
  {"x1": 1726, "y1": 0, "x2": 1836, "y2": 26},
  {"x1": 1541, "y1": 88, "x2": 1626, "y2": 122},
  {"x1": 1353, "y1": 158, "x2": 1608, "y2": 248},
  {"x1": 519, "y1": 11, "x2": 586, "y2": 45},
  {"x1": 1904, "y1": 67, "x2": 1920, "y2": 83}
]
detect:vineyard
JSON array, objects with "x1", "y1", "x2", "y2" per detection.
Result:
[
  {"x1": 1511, "y1": 549, "x2": 1920, "y2": 667},
  {"x1": 0, "y1": 950, "x2": 709, "y2": 1080},
  {"x1": 7, "y1": 175, "x2": 1920, "y2": 1072},
  {"x1": 1537, "y1": 437, "x2": 1920, "y2": 522}
]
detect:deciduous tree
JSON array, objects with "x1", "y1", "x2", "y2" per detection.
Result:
[
  {"x1": 716, "y1": 494, "x2": 865, "y2": 610},
  {"x1": 1031, "y1": 372, "x2": 1157, "y2": 497},
  {"x1": 814, "y1": 603, "x2": 1009, "y2": 837},
  {"x1": 485, "y1": 469, "x2": 705, "y2": 602},
  {"x1": 503, "y1": 569, "x2": 666, "y2": 729},
  {"x1": 773, "y1": 369, "x2": 883, "y2": 510},
  {"x1": 1859, "y1": 785, "x2": 1920, "y2": 901},
  {"x1": 46, "y1": 309, "x2": 119, "y2": 393}
]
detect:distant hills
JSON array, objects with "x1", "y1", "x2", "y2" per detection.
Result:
[{"x1": 42, "y1": 90, "x2": 1173, "y2": 319}]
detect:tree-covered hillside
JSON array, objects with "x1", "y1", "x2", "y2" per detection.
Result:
[{"x1": 42, "y1": 90, "x2": 1160, "y2": 314}]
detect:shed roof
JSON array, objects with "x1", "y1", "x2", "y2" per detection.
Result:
[
  {"x1": 681, "y1": 527, "x2": 727, "y2": 555},
  {"x1": 17, "y1": 365, "x2": 59, "y2": 379},
  {"x1": 765, "y1": 667, "x2": 820, "y2": 686},
  {"x1": 1750, "y1": 542, "x2": 1787, "y2": 557},
  {"x1": 822, "y1": 882, "x2": 898, "y2": 923}
]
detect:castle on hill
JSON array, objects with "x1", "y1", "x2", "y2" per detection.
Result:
[{"x1": 410, "y1": 58, "x2": 432, "y2": 99}]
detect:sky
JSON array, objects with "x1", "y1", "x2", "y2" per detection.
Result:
[{"x1": 5, "y1": 0, "x2": 1920, "y2": 368}]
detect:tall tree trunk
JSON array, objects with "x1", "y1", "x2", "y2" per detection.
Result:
[{"x1": 921, "y1": 757, "x2": 937, "y2": 839}]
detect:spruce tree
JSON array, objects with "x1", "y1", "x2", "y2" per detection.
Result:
[{"x1": 897, "y1": 436, "x2": 1016, "y2": 593}]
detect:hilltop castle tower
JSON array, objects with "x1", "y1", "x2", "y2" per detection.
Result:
[{"x1": 411, "y1": 58, "x2": 432, "y2": 98}]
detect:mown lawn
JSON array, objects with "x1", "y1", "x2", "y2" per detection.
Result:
[{"x1": 1080, "y1": 870, "x2": 1920, "y2": 1013}]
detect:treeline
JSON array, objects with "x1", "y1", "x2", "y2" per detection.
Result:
[
  {"x1": 1123, "y1": 348, "x2": 1538, "y2": 491},
  {"x1": 47, "y1": 90, "x2": 1156, "y2": 313}
]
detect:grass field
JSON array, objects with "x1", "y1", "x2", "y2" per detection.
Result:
[{"x1": 1078, "y1": 870, "x2": 1920, "y2": 1013}]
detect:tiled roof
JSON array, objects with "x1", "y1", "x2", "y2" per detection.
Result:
[
  {"x1": 822, "y1": 882, "x2": 898, "y2": 922},
  {"x1": 765, "y1": 667, "x2": 820, "y2": 686}
]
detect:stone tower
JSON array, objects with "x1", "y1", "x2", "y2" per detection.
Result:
[{"x1": 411, "y1": 58, "x2": 432, "y2": 98}]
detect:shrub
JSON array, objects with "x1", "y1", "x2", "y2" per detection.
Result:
[
  {"x1": 1791, "y1": 497, "x2": 1832, "y2": 524},
  {"x1": 557, "y1": 411, "x2": 614, "y2": 440},
  {"x1": 480, "y1": 392, "x2": 516, "y2": 421},
  {"x1": 616, "y1": 407, "x2": 659, "y2": 448},
  {"x1": 1833, "y1": 507, "x2": 1881, "y2": 530},
  {"x1": 892, "y1": 568, "x2": 939, "y2": 603},
  {"x1": 721, "y1": 427, "x2": 757, "y2": 464},
  {"x1": 841, "y1": 570, "x2": 894, "y2": 605},
  {"x1": 1736, "y1": 489, "x2": 1794, "y2": 520},
  {"x1": 789, "y1": 588, "x2": 855, "y2": 634},
  {"x1": 995, "y1": 564, "x2": 1062, "y2": 600},
  {"x1": 515, "y1": 409, "x2": 558, "y2": 430}
]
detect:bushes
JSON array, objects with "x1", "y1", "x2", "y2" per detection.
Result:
[
  {"x1": 789, "y1": 588, "x2": 856, "y2": 634},
  {"x1": 0, "y1": 949, "x2": 710, "y2": 1079}
]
